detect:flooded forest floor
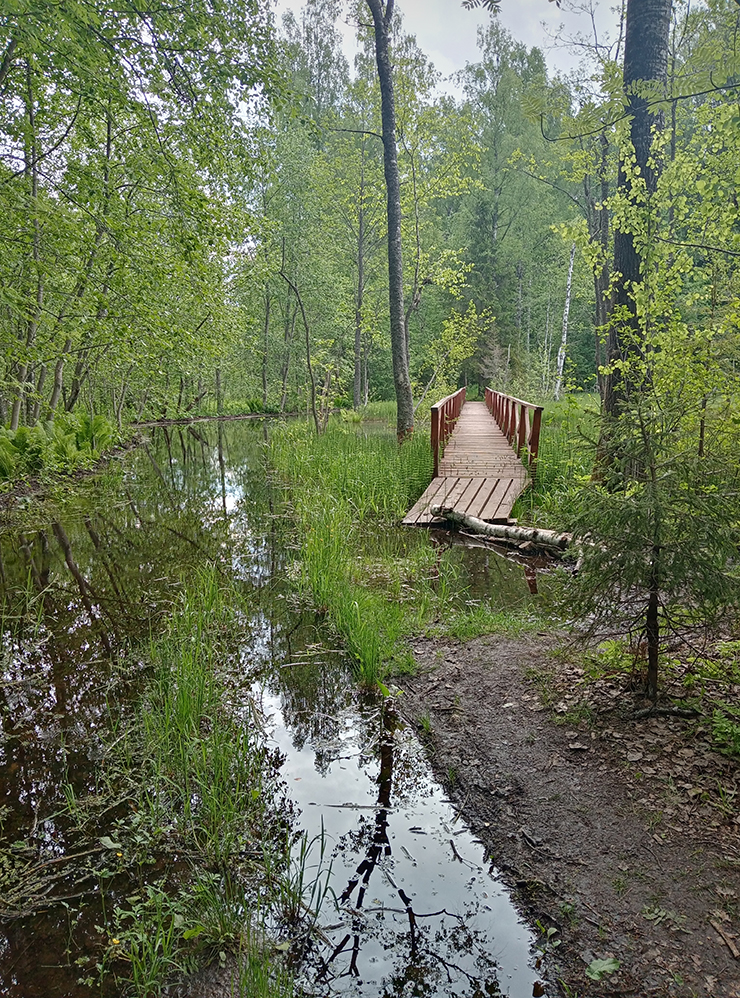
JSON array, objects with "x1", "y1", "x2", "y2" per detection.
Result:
[
  {"x1": 399, "y1": 633, "x2": 740, "y2": 998},
  {"x1": 2, "y1": 415, "x2": 740, "y2": 998}
]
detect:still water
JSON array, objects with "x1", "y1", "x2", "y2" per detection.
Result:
[{"x1": 0, "y1": 418, "x2": 543, "y2": 997}]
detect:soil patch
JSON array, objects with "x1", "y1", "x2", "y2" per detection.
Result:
[{"x1": 397, "y1": 633, "x2": 740, "y2": 998}]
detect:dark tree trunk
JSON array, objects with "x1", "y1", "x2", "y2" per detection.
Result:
[
  {"x1": 646, "y1": 559, "x2": 660, "y2": 700},
  {"x1": 604, "y1": 0, "x2": 672, "y2": 417},
  {"x1": 366, "y1": 0, "x2": 414, "y2": 441}
]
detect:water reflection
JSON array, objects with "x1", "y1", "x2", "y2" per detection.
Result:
[
  {"x1": 260, "y1": 664, "x2": 538, "y2": 996},
  {"x1": 0, "y1": 418, "x2": 542, "y2": 997}
]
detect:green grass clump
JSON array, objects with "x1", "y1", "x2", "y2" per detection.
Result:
[
  {"x1": 712, "y1": 707, "x2": 740, "y2": 757},
  {"x1": 269, "y1": 415, "x2": 540, "y2": 679},
  {"x1": 138, "y1": 570, "x2": 268, "y2": 863},
  {"x1": 270, "y1": 419, "x2": 432, "y2": 681},
  {"x1": 442, "y1": 603, "x2": 540, "y2": 641},
  {"x1": 99, "y1": 570, "x2": 296, "y2": 997},
  {"x1": 269, "y1": 418, "x2": 432, "y2": 521},
  {"x1": 514, "y1": 393, "x2": 598, "y2": 525}
]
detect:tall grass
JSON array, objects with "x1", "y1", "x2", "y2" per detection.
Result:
[
  {"x1": 269, "y1": 418, "x2": 432, "y2": 521},
  {"x1": 269, "y1": 416, "x2": 540, "y2": 678},
  {"x1": 269, "y1": 419, "x2": 433, "y2": 680},
  {"x1": 139, "y1": 570, "x2": 268, "y2": 864},
  {"x1": 514, "y1": 393, "x2": 599, "y2": 525},
  {"x1": 103, "y1": 570, "x2": 295, "y2": 997}
]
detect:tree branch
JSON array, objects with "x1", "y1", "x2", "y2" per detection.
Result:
[
  {"x1": 0, "y1": 36, "x2": 18, "y2": 90},
  {"x1": 541, "y1": 80, "x2": 740, "y2": 142},
  {"x1": 327, "y1": 126, "x2": 383, "y2": 141},
  {"x1": 654, "y1": 235, "x2": 740, "y2": 259}
]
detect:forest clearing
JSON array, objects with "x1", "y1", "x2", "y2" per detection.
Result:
[{"x1": 3, "y1": 0, "x2": 740, "y2": 996}]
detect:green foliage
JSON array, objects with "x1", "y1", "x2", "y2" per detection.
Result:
[
  {"x1": 99, "y1": 569, "x2": 296, "y2": 996},
  {"x1": 557, "y1": 321, "x2": 740, "y2": 695},
  {"x1": 586, "y1": 957, "x2": 620, "y2": 981},
  {"x1": 269, "y1": 414, "x2": 537, "y2": 680},
  {"x1": 269, "y1": 418, "x2": 432, "y2": 679},
  {"x1": 712, "y1": 708, "x2": 740, "y2": 759},
  {"x1": 514, "y1": 393, "x2": 598, "y2": 521},
  {"x1": 442, "y1": 602, "x2": 538, "y2": 641},
  {"x1": 0, "y1": 413, "x2": 118, "y2": 481}
]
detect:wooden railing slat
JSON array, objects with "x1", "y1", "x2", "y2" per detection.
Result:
[
  {"x1": 485, "y1": 387, "x2": 543, "y2": 481},
  {"x1": 431, "y1": 386, "x2": 466, "y2": 475}
]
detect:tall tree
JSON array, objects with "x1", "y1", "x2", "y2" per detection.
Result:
[
  {"x1": 604, "y1": 0, "x2": 673, "y2": 417},
  {"x1": 365, "y1": 0, "x2": 414, "y2": 440}
]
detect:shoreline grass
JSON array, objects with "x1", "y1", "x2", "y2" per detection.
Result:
[
  {"x1": 268, "y1": 415, "x2": 541, "y2": 681},
  {"x1": 80, "y1": 570, "x2": 297, "y2": 998}
]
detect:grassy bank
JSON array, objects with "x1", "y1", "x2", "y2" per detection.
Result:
[
  {"x1": 268, "y1": 413, "x2": 540, "y2": 682},
  {"x1": 513, "y1": 392, "x2": 599, "y2": 525},
  {"x1": 72, "y1": 571, "x2": 297, "y2": 997}
]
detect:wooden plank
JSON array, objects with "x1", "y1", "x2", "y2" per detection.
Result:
[
  {"x1": 403, "y1": 400, "x2": 533, "y2": 526},
  {"x1": 476, "y1": 477, "x2": 517, "y2": 520},
  {"x1": 457, "y1": 478, "x2": 488, "y2": 514},
  {"x1": 402, "y1": 476, "x2": 447, "y2": 524}
]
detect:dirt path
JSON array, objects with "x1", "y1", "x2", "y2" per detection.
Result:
[{"x1": 397, "y1": 634, "x2": 740, "y2": 998}]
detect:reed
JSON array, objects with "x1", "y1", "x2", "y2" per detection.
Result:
[{"x1": 269, "y1": 415, "x2": 537, "y2": 678}]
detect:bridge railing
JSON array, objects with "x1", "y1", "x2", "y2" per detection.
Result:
[
  {"x1": 485, "y1": 388, "x2": 544, "y2": 480},
  {"x1": 431, "y1": 386, "x2": 466, "y2": 476}
]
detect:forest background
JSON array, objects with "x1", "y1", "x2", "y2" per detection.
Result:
[{"x1": 10, "y1": 0, "x2": 739, "y2": 444}]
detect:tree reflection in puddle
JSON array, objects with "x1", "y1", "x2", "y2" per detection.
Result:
[{"x1": 259, "y1": 682, "x2": 539, "y2": 997}]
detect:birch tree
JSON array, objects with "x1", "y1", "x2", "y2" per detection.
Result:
[{"x1": 554, "y1": 242, "x2": 577, "y2": 400}]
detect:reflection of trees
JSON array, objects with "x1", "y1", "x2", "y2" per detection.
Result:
[
  {"x1": 0, "y1": 418, "x2": 284, "y2": 871},
  {"x1": 0, "y1": 418, "x2": 297, "y2": 992},
  {"x1": 308, "y1": 701, "x2": 503, "y2": 997}
]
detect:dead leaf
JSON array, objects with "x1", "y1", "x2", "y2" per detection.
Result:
[
  {"x1": 626, "y1": 751, "x2": 643, "y2": 762},
  {"x1": 568, "y1": 742, "x2": 589, "y2": 751},
  {"x1": 532, "y1": 982, "x2": 546, "y2": 997}
]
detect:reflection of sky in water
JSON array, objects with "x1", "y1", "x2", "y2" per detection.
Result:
[
  {"x1": 257, "y1": 677, "x2": 539, "y2": 997},
  {"x1": 0, "y1": 418, "x2": 544, "y2": 998}
]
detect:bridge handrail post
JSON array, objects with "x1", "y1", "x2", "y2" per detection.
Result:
[
  {"x1": 430, "y1": 386, "x2": 466, "y2": 477},
  {"x1": 431, "y1": 406, "x2": 440, "y2": 476},
  {"x1": 517, "y1": 402, "x2": 526, "y2": 456},
  {"x1": 529, "y1": 406, "x2": 543, "y2": 481},
  {"x1": 485, "y1": 387, "x2": 544, "y2": 477}
]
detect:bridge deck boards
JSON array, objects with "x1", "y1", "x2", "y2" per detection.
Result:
[{"x1": 402, "y1": 401, "x2": 529, "y2": 526}]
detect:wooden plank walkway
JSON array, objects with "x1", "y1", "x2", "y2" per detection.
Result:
[{"x1": 403, "y1": 400, "x2": 530, "y2": 526}]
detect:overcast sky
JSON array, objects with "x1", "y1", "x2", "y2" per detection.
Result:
[{"x1": 273, "y1": 0, "x2": 621, "y2": 89}]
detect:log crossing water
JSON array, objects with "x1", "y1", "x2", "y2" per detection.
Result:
[{"x1": 403, "y1": 389, "x2": 543, "y2": 526}]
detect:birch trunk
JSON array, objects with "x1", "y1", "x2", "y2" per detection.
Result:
[{"x1": 554, "y1": 242, "x2": 576, "y2": 401}]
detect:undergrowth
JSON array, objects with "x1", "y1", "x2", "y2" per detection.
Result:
[
  {"x1": 513, "y1": 393, "x2": 598, "y2": 526},
  {"x1": 0, "y1": 412, "x2": 119, "y2": 482},
  {"x1": 268, "y1": 416, "x2": 539, "y2": 681}
]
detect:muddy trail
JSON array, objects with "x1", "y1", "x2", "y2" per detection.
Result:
[
  {"x1": 400, "y1": 635, "x2": 740, "y2": 998},
  {"x1": 0, "y1": 419, "x2": 552, "y2": 998}
]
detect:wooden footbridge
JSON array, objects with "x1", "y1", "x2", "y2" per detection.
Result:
[{"x1": 403, "y1": 387, "x2": 543, "y2": 527}]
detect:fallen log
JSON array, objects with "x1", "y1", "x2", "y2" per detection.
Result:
[{"x1": 430, "y1": 506, "x2": 573, "y2": 552}]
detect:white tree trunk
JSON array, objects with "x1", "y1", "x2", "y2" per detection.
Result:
[
  {"x1": 554, "y1": 242, "x2": 577, "y2": 401},
  {"x1": 430, "y1": 506, "x2": 572, "y2": 551}
]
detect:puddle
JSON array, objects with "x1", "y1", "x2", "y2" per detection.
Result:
[
  {"x1": 0, "y1": 419, "x2": 544, "y2": 996},
  {"x1": 258, "y1": 672, "x2": 538, "y2": 996}
]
